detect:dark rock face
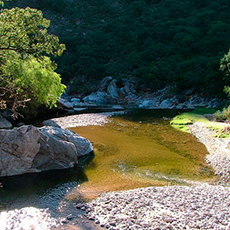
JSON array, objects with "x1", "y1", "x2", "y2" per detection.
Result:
[
  {"x1": 0, "y1": 125, "x2": 93, "y2": 177},
  {"x1": 63, "y1": 77, "x2": 221, "y2": 109},
  {"x1": 0, "y1": 115, "x2": 12, "y2": 129}
]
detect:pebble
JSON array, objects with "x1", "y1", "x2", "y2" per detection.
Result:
[
  {"x1": 190, "y1": 122, "x2": 230, "y2": 183},
  {"x1": 84, "y1": 184, "x2": 230, "y2": 230},
  {"x1": 45, "y1": 111, "x2": 125, "y2": 129}
]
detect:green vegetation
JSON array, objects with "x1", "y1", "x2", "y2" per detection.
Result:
[
  {"x1": 171, "y1": 108, "x2": 230, "y2": 138},
  {"x1": 4, "y1": 0, "x2": 230, "y2": 95},
  {"x1": 214, "y1": 106, "x2": 230, "y2": 122},
  {"x1": 170, "y1": 111, "x2": 210, "y2": 132},
  {"x1": 207, "y1": 125, "x2": 230, "y2": 138},
  {"x1": 0, "y1": 7, "x2": 65, "y2": 117}
]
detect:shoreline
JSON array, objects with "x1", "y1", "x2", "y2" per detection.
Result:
[
  {"x1": 85, "y1": 184, "x2": 230, "y2": 230},
  {"x1": 189, "y1": 122, "x2": 230, "y2": 183},
  {"x1": 43, "y1": 111, "x2": 125, "y2": 129},
  {"x1": 44, "y1": 111, "x2": 230, "y2": 229}
]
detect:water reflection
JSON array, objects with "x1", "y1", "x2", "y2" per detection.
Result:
[{"x1": 0, "y1": 153, "x2": 95, "y2": 217}]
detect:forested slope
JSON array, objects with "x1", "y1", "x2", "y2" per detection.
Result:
[{"x1": 5, "y1": 0, "x2": 230, "y2": 95}]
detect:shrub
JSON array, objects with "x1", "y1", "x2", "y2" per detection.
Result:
[{"x1": 213, "y1": 106, "x2": 230, "y2": 122}]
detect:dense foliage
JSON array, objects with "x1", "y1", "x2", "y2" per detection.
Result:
[
  {"x1": 4, "y1": 0, "x2": 230, "y2": 95},
  {"x1": 0, "y1": 7, "x2": 65, "y2": 117}
]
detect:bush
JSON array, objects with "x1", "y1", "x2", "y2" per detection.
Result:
[
  {"x1": 213, "y1": 106, "x2": 230, "y2": 122},
  {"x1": 213, "y1": 110, "x2": 226, "y2": 121}
]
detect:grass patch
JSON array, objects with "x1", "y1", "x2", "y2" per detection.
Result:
[
  {"x1": 207, "y1": 124, "x2": 230, "y2": 138},
  {"x1": 170, "y1": 109, "x2": 212, "y2": 133},
  {"x1": 171, "y1": 108, "x2": 230, "y2": 138}
]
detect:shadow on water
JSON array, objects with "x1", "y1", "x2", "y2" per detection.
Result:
[
  {"x1": 115, "y1": 109, "x2": 190, "y2": 122},
  {"x1": 0, "y1": 153, "x2": 95, "y2": 216}
]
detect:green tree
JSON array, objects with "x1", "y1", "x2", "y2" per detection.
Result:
[{"x1": 0, "y1": 7, "x2": 66, "y2": 118}]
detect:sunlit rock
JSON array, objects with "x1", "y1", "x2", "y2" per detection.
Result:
[{"x1": 0, "y1": 125, "x2": 93, "y2": 177}]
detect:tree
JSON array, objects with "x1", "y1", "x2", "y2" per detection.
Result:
[
  {"x1": 220, "y1": 49, "x2": 230, "y2": 98},
  {"x1": 0, "y1": 7, "x2": 66, "y2": 118},
  {"x1": 0, "y1": 0, "x2": 8, "y2": 7}
]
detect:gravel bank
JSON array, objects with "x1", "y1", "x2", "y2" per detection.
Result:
[
  {"x1": 82, "y1": 118, "x2": 230, "y2": 230},
  {"x1": 45, "y1": 113, "x2": 230, "y2": 229},
  {"x1": 43, "y1": 111, "x2": 125, "y2": 129},
  {"x1": 189, "y1": 122, "x2": 230, "y2": 183},
  {"x1": 0, "y1": 207, "x2": 58, "y2": 230},
  {"x1": 85, "y1": 184, "x2": 230, "y2": 230}
]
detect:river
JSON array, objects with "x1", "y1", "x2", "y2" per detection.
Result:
[{"x1": 0, "y1": 109, "x2": 216, "y2": 229}]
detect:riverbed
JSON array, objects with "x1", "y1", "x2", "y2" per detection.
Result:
[
  {"x1": 0, "y1": 109, "x2": 223, "y2": 229},
  {"x1": 68, "y1": 110, "x2": 216, "y2": 199}
]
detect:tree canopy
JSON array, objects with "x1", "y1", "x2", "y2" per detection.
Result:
[
  {"x1": 0, "y1": 7, "x2": 66, "y2": 118},
  {"x1": 4, "y1": 0, "x2": 230, "y2": 95}
]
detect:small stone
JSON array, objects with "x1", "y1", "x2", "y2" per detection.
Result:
[
  {"x1": 61, "y1": 219, "x2": 68, "y2": 224},
  {"x1": 76, "y1": 204, "x2": 83, "y2": 209},
  {"x1": 66, "y1": 214, "x2": 75, "y2": 220}
]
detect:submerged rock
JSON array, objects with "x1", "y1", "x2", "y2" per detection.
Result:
[{"x1": 0, "y1": 125, "x2": 93, "y2": 177}]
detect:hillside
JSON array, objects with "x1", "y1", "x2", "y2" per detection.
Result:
[{"x1": 4, "y1": 0, "x2": 230, "y2": 95}]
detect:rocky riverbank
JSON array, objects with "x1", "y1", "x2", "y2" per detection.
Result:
[
  {"x1": 190, "y1": 122, "x2": 230, "y2": 183},
  {"x1": 2, "y1": 111, "x2": 230, "y2": 230},
  {"x1": 43, "y1": 111, "x2": 125, "y2": 129},
  {"x1": 84, "y1": 184, "x2": 230, "y2": 230},
  {"x1": 76, "y1": 113, "x2": 229, "y2": 230},
  {"x1": 0, "y1": 207, "x2": 58, "y2": 230},
  {"x1": 58, "y1": 77, "x2": 222, "y2": 113}
]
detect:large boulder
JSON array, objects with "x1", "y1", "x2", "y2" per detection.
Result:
[
  {"x1": 0, "y1": 115, "x2": 12, "y2": 129},
  {"x1": 0, "y1": 125, "x2": 93, "y2": 177},
  {"x1": 107, "y1": 79, "x2": 120, "y2": 99},
  {"x1": 39, "y1": 126, "x2": 93, "y2": 157},
  {"x1": 57, "y1": 98, "x2": 74, "y2": 110},
  {"x1": 83, "y1": 91, "x2": 110, "y2": 104}
]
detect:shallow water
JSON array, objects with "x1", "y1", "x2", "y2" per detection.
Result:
[
  {"x1": 69, "y1": 109, "x2": 216, "y2": 199},
  {"x1": 0, "y1": 109, "x2": 216, "y2": 225}
]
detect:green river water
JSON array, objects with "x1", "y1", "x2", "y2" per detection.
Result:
[
  {"x1": 0, "y1": 109, "x2": 217, "y2": 228},
  {"x1": 68, "y1": 109, "x2": 215, "y2": 200}
]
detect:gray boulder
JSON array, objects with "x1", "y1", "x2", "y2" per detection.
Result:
[
  {"x1": 107, "y1": 79, "x2": 120, "y2": 99},
  {"x1": 0, "y1": 115, "x2": 12, "y2": 129},
  {"x1": 159, "y1": 99, "x2": 172, "y2": 108},
  {"x1": 98, "y1": 76, "x2": 113, "y2": 91},
  {"x1": 39, "y1": 126, "x2": 93, "y2": 157},
  {"x1": 42, "y1": 120, "x2": 61, "y2": 128},
  {"x1": 57, "y1": 98, "x2": 74, "y2": 110},
  {"x1": 0, "y1": 125, "x2": 41, "y2": 176},
  {"x1": 0, "y1": 125, "x2": 93, "y2": 177},
  {"x1": 83, "y1": 91, "x2": 109, "y2": 104}
]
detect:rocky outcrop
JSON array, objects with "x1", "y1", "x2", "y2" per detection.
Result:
[
  {"x1": 83, "y1": 91, "x2": 109, "y2": 104},
  {"x1": 62, "y1": 77, "x2": 221, "y2": 110},
  {"x1": 40, "y1": 126, "x2": 93, "y2": 157},
  {"x1": 82, "y1": 77, "x2": 137, "y2": 105},
  {"x1": 0, "y1": 125, "x2": 93, "y2": 177},
  {"x1": 0, "y1": 115, "x2": 12, "y2": 129},
  {"x1": 137, "y1": 87, "x2": 221, "y2": 109}
]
